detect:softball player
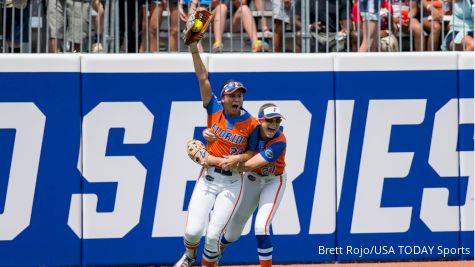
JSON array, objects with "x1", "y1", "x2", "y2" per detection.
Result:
[
  {"x1": 175, "y1": 42, "x2": 258, "y2": 267},
  {"x1": 204, "y1": 103, "x2": 287, "y2": 267}
]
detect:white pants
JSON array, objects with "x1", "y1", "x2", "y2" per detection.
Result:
[
  {"x1": 224, "y1": 171, "x2": 287, "y2": 242},
  {"x1": 184, "y1": 167, "x2": 243, "y2": 256}
]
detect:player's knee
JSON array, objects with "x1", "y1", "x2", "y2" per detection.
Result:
[
  {"x1": 254, "y1": 223, "x2": 268, "y2": 236},
  {"x1": 224, "y1": 215, "x2": 247, "y2": 242},
  {"x1": 184, "y1": 232, "x2": 201, "y2": 245},
  {"x1": 204, "y1": 235, "x2": 220, "y2": 252},
  {"x1": 222, "y1": 229, "x2": 240, "y2": 243},
  {"x1": 185, "y1": 225, "x2": 203, "y2": 244},
  {"x1": 254, "y1": 214, "x2": 269, "y2": 235},
  {"x1": 203, "y1": 224, "x2": 222, "y2": 252}
]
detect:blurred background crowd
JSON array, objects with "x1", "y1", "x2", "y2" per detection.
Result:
[{"x1": 0, "y1": 0, "x2": 473, "y2": 53}]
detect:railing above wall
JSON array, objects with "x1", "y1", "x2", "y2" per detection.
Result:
[{"x1": 0, "y1": 0, "x2": 474, "y2": 53}]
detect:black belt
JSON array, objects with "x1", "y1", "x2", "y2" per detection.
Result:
[
  {"x1": 213, "y1": 167, "x2": 233, "y2": 176},
  {"x1": 258, "y1": 173, "x2": 283, "y2": 177}
]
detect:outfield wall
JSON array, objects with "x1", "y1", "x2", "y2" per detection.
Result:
[{"x1": 0, "y1": 53, "x2": 473, "y2": 266}]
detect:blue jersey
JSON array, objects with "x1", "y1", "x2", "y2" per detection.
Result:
[{"x1": 247, "y1": 126, "x2": 286, "y2": 176}]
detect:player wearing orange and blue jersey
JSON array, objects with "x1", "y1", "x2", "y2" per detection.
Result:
[
  {"x1": 207, "y1": 103, "x2": 287, "y2": 267},
  {"x1": 205, "y1": 81, "x2": 257, "y2": 158},
  {"x1": 175, "y1": 42, "x2": 258, "y2": 267}
]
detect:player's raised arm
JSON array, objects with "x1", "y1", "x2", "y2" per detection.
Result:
[{"x1": 189, "y1": 42, "x2": 212, "y2": 107}]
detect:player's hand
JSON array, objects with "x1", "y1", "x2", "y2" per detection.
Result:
[
  {"x1": 220, "y1": 155, "x2": 241, "y2": 171},
  {"x1": 183, "y1": 8, "x2": 212, "y2": 45},
  {"x1": 203, "y1": 128, "x2": 217, "y2": 142}
]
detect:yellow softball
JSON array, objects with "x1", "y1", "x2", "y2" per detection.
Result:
[{"x1": 191, "y1": 19, "x2": 203, "y2": 32}]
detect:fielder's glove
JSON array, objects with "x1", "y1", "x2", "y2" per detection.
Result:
[
  {"x1": 183, "y1": 8, "x2": 213, "y2": 46},
  {"x1": 186, "y1": 139, "x2": 209, "y2": 167}
]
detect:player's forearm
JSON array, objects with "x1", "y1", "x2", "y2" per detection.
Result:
[
  {"x1": 218, "y1": 152, "x2": 253, "y2": 171},
  {"x1": 206, "y1": 155, "x2": 224, "y2": 167},
  {"x1": 238, "y1": 152, "x2": 253, "y2": 164},
  {"x1": 233, "y1": 152, "x2": 256, "y2": 171},
  {"x1": 190, "y1": 42, "x2": 212, "y2": 105},
  {"x1": 239, "y1": 154, "x2": 268, "y2": 172},
  {"x1": 190, "y1": 43, "x2": 207, "y2": 81}
]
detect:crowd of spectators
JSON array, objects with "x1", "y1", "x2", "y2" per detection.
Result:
[{"x1": 0, "y1": 0, "x2": 473, "y2": 53}]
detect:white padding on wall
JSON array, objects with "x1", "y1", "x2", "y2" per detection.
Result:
[
  {"x1": 0, "y1": 54, "x2": 80, "y2": 72},
  {"x1": 335, "y1": 52, "x2": 458, "y2": 71},
  {"x1": 81, "y1": 54, "x2": 205, "y2": 73},
  {"x1": 458, "y1": 52, "x2": 475, "y2": 70},
  {"x1": 209, "y1": 53, "x2": 334, "y2": 72}
]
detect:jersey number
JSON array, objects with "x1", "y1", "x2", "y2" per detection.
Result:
[
  {"x1": 230, "y1": 147, "x2": 244, "y2": 155},
  {"x1": 260, "y1": 165, "x2": 276, "y2": 176}
]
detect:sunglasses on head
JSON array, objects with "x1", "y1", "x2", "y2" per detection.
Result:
[{"x1": 264, "y1": 118, "x2": 282, "y2": 124}]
